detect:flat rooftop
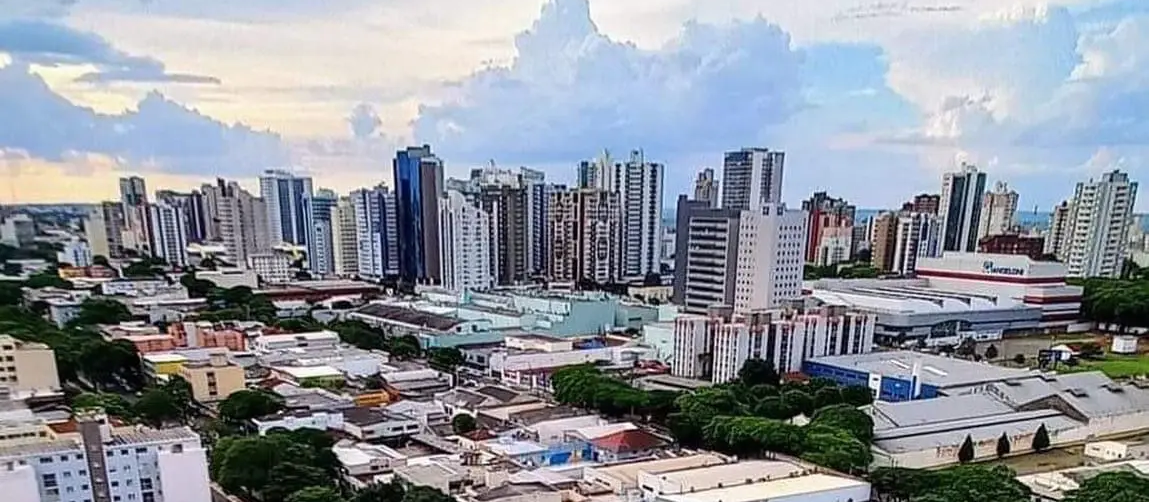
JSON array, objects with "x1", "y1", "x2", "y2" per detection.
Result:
[
  {"x1": 658, "y1": 473, "x2": 869, "y2": 502},
  {"x1": 356, "y1": 303, "x2": 463, "y2": 331},
  {"x1": 808, "y1": 350, "x2": 1039, "y2": 389},
  {"x1": 590, "y1": 454, "x2": 725, "y2": 487}
]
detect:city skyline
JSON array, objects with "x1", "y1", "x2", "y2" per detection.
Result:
[{"x1": 2, "y1": 0, "x2": 1148, "y2": 211}]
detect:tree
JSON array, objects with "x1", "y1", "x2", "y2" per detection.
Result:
[
  {"x1": 737, "y1": 358, "x2": 780, "y2": 387},
  {"x1": 958, "y1": 434, "x2": 975, "y2": 463},
  {"x1": 1078, "y1": 342, "x2": 1104, "y2": 360},
  {"x1": 643, "y1": 271, "x2": 662, "y2": 286},
  {"x1": 428, "y1": 347, "x2": 464, "y2": 372},
  {"x1": 452, "y1": 414, "x2": 477, "y2": 435},
  {"x1": 0, "y1": 282, "x2": 22, "y2": 305},
  {"x1": 180, "y1": 273, "x2": 216, "y2": 299},
  {"x1": 1032, "y1": 423, "x2": 1051, "y2": 452},
  {"x1": 123, "y1": 260, "x2": 164, "y2": 277},
  {"x1": 352, "y1": 482, "x2": 407, "y2": 502},
  {"x1": 133, "y1": 388, "x2": 182, "y2": 427},
  {"x1": 810, "y1": 404, "x2": 874, "y2": 442},
  {"x1": 219, "y1": 390, "x2": 285, "y2": 426},
  {"x1": 782, "y1": 389, "x2": 815, "y2": 417},
  {"x1": 2, "y1": 262, "x2": 22, "y2": 276},
  {"x1": 800, "y1": 425, "x2": 872, "y2": 473},
  {"x1": 996, "y1": 432, "x2": 1011, "y2": 458},
  {"x1": 985, "y1": 344, "x2": 999, "y2": 361},
  {"x1": 813, "y1": 387, "x2": 843, "y2": 410},
  {"x1": 922, "y1": 465, "x2": 1032, "y2": 502},
  {"x1": 24, "y1": 271, "x2": 71, "y2": 289},
  {"x1": 68, "y1": 298, "x2": 132, "y2": 327},
  {"x1": 1064, "y1": 471, "x2": 1149, "y2": 502},
  {"x1": 956, "y1": 338, "x2": 977, "y2": 357},
  {"x1": 384, "y1": 335, "x2": 423, "y2": 360},
  {"x1": 72, "y1": 392, "x2": 134, "y2": 419},
  {"x1": 870, "y1": 467, "x2": 933, "y2": 502},
  {"x1": 840, "y1": 386, "x2": 874, "y2": 407},
  {"x1": 266, "y1": 463, "x2": 333, "y2": 502},
  {"x1": 1013, "y1": 354, "x2": 1026, "y2": 365},
  {"x1": 92, "y1": 255, "x2": 110, "y2": 267}
]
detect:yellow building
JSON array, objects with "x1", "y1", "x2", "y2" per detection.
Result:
[
  {"x1": 177, "y1": 353, "x2": 246, "y2": 403},
  {"x1": 0, "y1": 334, "x2": 61, "y2": 396},
  {"x1": 142, "y1": 353, "x2": 188, "y2": 380}
]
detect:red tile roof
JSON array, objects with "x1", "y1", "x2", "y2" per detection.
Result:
[{"x1": 591, "y1": 429, "x2": 665, "y2": 453}]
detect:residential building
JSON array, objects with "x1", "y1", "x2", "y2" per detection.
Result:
[
  {"x1": 119, "y1": 176, "x2": 150, "y2": 254},
  {"x1": 812, "y1": 215, "x2": 853, "y2": 267},
  {"x1": 671, "y1": 196, "x2": 743, "y2": 314},
  {"x1": 350, "y1": 185, "x2": 399, "y2": 279},
  {"x1": 870, "y1": 212, "x2": 899, "y2": 272},
  {"x1": 310, "y1": 188, "x2": 339, "y2": 275},
  {"x1": 55, "y1": 239, "x2": 92, "y2": 268},
  {"x1": 84, "y1": 202, "x2": 123, "y2": 258},
  {"x1": 248, "y1": 251, "x2": 294, "y2": 284},
  {"x1": 155, "y1": 190, "x2": 209, "y2": 244},
  {"x1": 692, "y1": 168, "x2": 719, "y2": 208},
  {"x1": 202, "y1": 178, "x2": 269, "y2": 264},
  {"x1": 439, "y1": 191, "x2": 494, "y2": 292},
  {"x1": 0, "y1": 335, "x2": 61, "y2": 396},
  {"x1": 259, "y1": 169, "x2": 314, "y2": 249},
  {"x1": 577, "y1": 150, "x2": 616, "y2": 191},
  {"x1": 522, "y1": 169, "x2": 555, "y2": 277},
  {"x1": 890, "y1": 212, "x2": 940, "y2": 274},
  {"x1": 720, "y1": 147, "x2": 784, "y2": 211},
  {"x1": 1045, "y1": 200, "x2": 1071, "y2": 257},
  {"x1": 734, "y1": 205, "x2": 808, "y2": 312},
  {"x1": 0, "y1": 215, "x2": 34, "y2": 247},
  {"x1": 979, "y1": 234, "x2": 1045, "y2": 260},
  {"x1": 176, "y1": 353, "x2": 245, "y2": 402},
  {"x1": 341, "y1": 407, "x2": 421, "y2": 442},
  {"x1": 618, "y1": 150, "x2": 665, "y2": 280},
  {"x1": 146, "y1": 202, "x2": 190, "y2": 267},
  {"x1": 1062, "y1": 170, "x2": 1139, "y2": 278},
  {"x1": 394, "y1": 145, "x2": 445, "y2": 285},
  {"x1": 250, "y1": 331, "x2": 341, "y2": 353},
  {"x1": 939, "y1": 163, "x2": 987, "y2": 252},
  {"x1": 904, "y1": 193, "x2": 941, "y2": 215},
  {"x1": 801, "y1": 192, "x2": 856, "y2": 263},
  {"x1": 0, "y1": 411, "x2": 211, "y2": 502},
  {"x1": 978, "y1": 181, "x2": 1019, "y2": 238},
  {"x1": 547, "y1": 188, "x2": 621, "y2": 284},
  {"x1": 473, "y1": 182, "x2": 529, "y2": 285},
  {"x1": 331, "y1": 196, "x2": 359, "y2": 277}
]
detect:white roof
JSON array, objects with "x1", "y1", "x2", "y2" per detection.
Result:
[
  {"x1": 257, "y1": 331, "x2": 339, "y2": 343},
  {"x1": 142, "y1": 353, "x2": 188, "y2": 364},
  {"x1": 572, "y1": 422, "x2": 637, "y2": 440},
  {"x1": 275, "y1": 365, "x2": 343, "y2": 379},
  {"x1": 659, "y1": 474, "x2": 869, "y2": 502},
  {"x1": 484, "y1": 438, "x2": 547, "y2": 456}
]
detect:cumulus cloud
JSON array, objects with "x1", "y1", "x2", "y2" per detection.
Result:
[
  {"x1": 413, "y1": 0, "x2": 804, "y2": 162},
  {"x1": 348, "y1": 103, "x2": 382, "y2": 139},
  {"x1": 0, "y1": 19, "x2": 218, "y2": 84},
  {"x1": 0, "y1": 63, "x2": 286, "y2": 174}
]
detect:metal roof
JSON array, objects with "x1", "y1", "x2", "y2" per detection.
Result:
[{"x1": 809, "y1": 351, "x2": 1040, "y2": 389}]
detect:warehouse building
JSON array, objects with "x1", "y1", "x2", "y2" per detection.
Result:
[{"x1": 803, "y1": 350, "x2": 1039, "y2": 401}]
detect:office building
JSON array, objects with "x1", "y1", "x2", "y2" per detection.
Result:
[
  {"x1": 85, "y1": 202, "x2": 123, "y2": 259},
  {"x1": 904, "y1": 193, "x2": 941, "y2": 215},
  {"x1": 350, "y1": 185, "x2": 399, "y2": 279},
  {"x1": 259, "y1": 169, "x2": 314, "y2": 249},
  {"x1": 1044, "y1": 201, "x2": 1071, "y2": 257},
  {"x1": 977, "y1": 181, "x2": 1019, "y2": 238},
  {"x1": 146, "y1": 202, "x2": 189, "y2": 267},
  {"x1": 393, "y1": 145, "x2": 444, "y2": 285},
  {"x1": 1062, "y1": 170, "x2": 1139, "y2": 278},
  {"x1": 692, "y1": 168, "x2": 719, "y2": 208},
  {"x1": 939, "y1": 163, "x2": 987, "y2": 252},
  {"x1": 330, "y1": 196, "x2": 359, "y2": 277},
  {"x1": 0, "y1": 411, "x2": 211, "y2": 502},
  {"x1": 439, "y1": 191, "x2": 494, "y2": 292},
  {"x1": 0, "y1": 335, "x2": 60, "y2": 396},
  {"x1": 720, "y1": 148, "x2": 784, "y2": 211},
  {"x1": 671, "y1": 196, "x2": 742, "y2": 312},
  {"x1": 119, "y1": 176, "x2": 150, "y2": 254},
  {"x1": 802, "y1": 192, "x2": 856, "y2": 263},
  {"x1": 202, "y1": 179, "x2": 269, "y2": 265},
  {"x1": 618, "y1": 150, "x2": 665, "y2": 279},
  {"x1": 474, "y1": 183, "x2": 529, "y2": 285},
  {"x1": 979, "y1": 234, "x2": 1045, "y2": 260},
  {"x1": 548, "y1": 189, "x2": 621, "y2": 284},
  {"x1": 310, "y1": 188, "x2": 338, "y2": 276}
]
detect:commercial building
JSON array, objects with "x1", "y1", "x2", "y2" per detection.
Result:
[
  {"x1": 350, "y1": 184, "x2": 399, "y2": 279},
  {"x1": 146, "y1": 202, "x2": 189, "y2": 267},
  {"x1": 259, "y1": 169, "x2": 314, "y2": 252},
  {"x1": 439, "y1": 191, "x2": 493, "y2": 292},
  {"x1": 672, "y1": 301, "x2": 875, "y2": 383},
  {"x1": 248, "y1": 250, "x2": 295, "y2": 285},
  {"x1": 939, "y1": 163, "x2": 987, "y2": 252},
  {"x1": 733, "y1": 205, "x2": 808, "y2": 312},
  {"x1": 978, "y1": 234, "x2": 1045, "y2": 260},
  {"x1": 671, "y1": 196, "x2": 742, "y2": 314},
  {"x1": 85, "y1": 202, "x2": 124, "y2": 258},
  {"x1": 804, "y1": 350, "x2": 1038, "y2": 401},
  {"x1": 978, "y1": 181, "x2": 1019, "y2": 238},
  {"x1": 176, "y1": 353, "x2": 245, "y2": 402},
  {"x1": 331, "y1": 196, "x2": 360, "y2": 276},
  {"x1": 0, "y1": 335, "x2": 61, "y2": 397},
  {"x1": 692, "y1": 168, "x2": 719, "y2": 208},
  {"x1": 1019, "y1": 461, "x2": 1149, "y2": 501},
  {"x1": 721, "y1": 147, "x2": 784, "y2": 211},
  {"x1": 618, "y1": 150, "x2": 665, "y2": 280},
  {"x1": 394, "y1": 145, "x2": 445, "y2": 285},
  {"x1": 1061, "y1": 170, "x2": 1139, "y2": 278}
]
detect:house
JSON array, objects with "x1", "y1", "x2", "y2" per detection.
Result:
[
  {"x1": 342, "y1": 407, "x2": 422, "y2": 442},
  {"x1": 589, "y1": 429, "x2": 666, "y2": 462},
  {"x1": 435, "y1": 386, "x2": 539, "y2": 417}
]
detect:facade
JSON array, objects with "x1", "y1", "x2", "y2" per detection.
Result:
[
  {"x1": 939, "y1": 163, "x2": 987, "y2": 252},
  {"x1": 802, "y1": 192, "x2": 856, "y2": 263},
  {"x1": 474, "y1": 183, "x2": 529, "y2": 285},
  {"x1": 547, "y1": 189, "x2": 621, "y2": 284},
  {"x1": 524, "y1": 172, "x2": 556, "y2": 277},
  {"x1": 56, "y1": 239, "x2": 93, "y2": 268},
  {"x1": 635, "y1": 459, "x2": 871, "y2": 502},
  {"x1": 350, "y1": 185, "x2": 399, "y2": 279},
  {"x1": 439, "y1": 191, "x2": 494, "y2": 292},
  {"x1": 331, "y1": 196, "x2": 360, "y2": 277},
  {"x1": 905, "y1": 193, "x2": 941, "y2": 215},
  {"x1": 618, "y1": 151, "x2": 665, "y2": 280},
  {"x1": 309, "y1": 188, "x2": 338, "y2": 275},
  {"x1": 259, "y1": 169, "x2": 315, "y2": 250},
  {"x1": 813, "y1": 216, "x2": 854, "y2": 267},
  {"x1": 733, "y1": 205, "x2": 807, "y2": 312},
  {"x1": 85, "y1": 202, "x2": 123, "y2": 258},
  {"x1": 202, "y1": 178, "x2": 269, "y2": 264},
  {"x1": 155, "y1": 190, "x2": 208, "y2": 244},
  {"x1": 692, "y1": 168, "x2": 719, "y2": 208},
  {"x1": 870, "y1": 212, "x2": 899, "y2": 272},
  {"x1": 248, "y1": 252, "x2": 294, "y2": 284},
  {"x1": 720, "y1": 148, "x2": 784, "y2": 211},
  {"x1": 671, "y1": 197, "x2": 741, "y2": 313},
  {"x1": 1062, "y1": 170, "x2": 1139, "y2": 278},
  {"x1": 394, "y1": 145, "x2": 445, "y2": 285},
  {"x1": 0, "y1": 335, "x2": 61, "y2": 396},
  {"x1": 978, "y1": 234, "x2": 1045, "y2": 260},
  {"x1": 119, "y1": 176, "x2": 150, "y2": 254},
  {"x1": 176, "y1": 353, "x2": 245, "y2": 402},
  {"x1": 1044, "y1": 201, "x2": 1071, "y2": 257},
  {"x1": 890, "y1": 212, "x2": 940, "y2": 275},
  {"x1": 146, "y1": 202, "x2": 189, "y2": 267},
  {"x1": 977, "y1": 181, "x2": 1019, "y2": 238}
]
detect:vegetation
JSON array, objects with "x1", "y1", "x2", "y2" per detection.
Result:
[
  {"x1": 996, "y1": 432, "x2": 1011, "y2": 458},
  {"x1": 870, "y1": 465, "x2": 1031, "y2": 502},
  {"x1": 1064, "y1": 471, "x2": 1149, "y2": 502},
  {"x1": 427, "y1": 347, "x2": 465, "y2": 372},
  {"x1": 1076, "y1": 277, "x2": 1149, "y2": 331},
  {"x1": 451, "y1": 414, "x2": 477, "y2": 435},
  {"x1": 957, "y1": 435, "x2": 975, "y2": 463},
  {"x1": 1032, "y1": 423, "x2": 1051, "y2": 452},
  {"x1": 219, "y1": 390, "x2": 286, "y2": 428},
  {"x1": 804, "y1": 263, "x2": 883, "y2": 280},
  {"x1": 1065, "y1": 354, "x2": 1149, "y2": 378}
]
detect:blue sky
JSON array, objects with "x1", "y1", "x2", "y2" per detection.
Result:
[{"x1": 0, "y1": 0, "x2": 1147, "y2": 211}]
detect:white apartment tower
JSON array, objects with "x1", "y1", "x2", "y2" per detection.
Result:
[
  {"x1": 118, "y1": 176, "x2": 150, "y2": 254},
  {"x1": 259, "y1": 170, "x2": 314, "y2": 249},
  {"x1": 439, "y1": 190, "x2": 493, "y2": 292},
  {"x1": 892, "y1": 212, "x2": 941, "y2": 275},
  {"x1": 720, "y1": 148, "x2": 785, "y2": 211},
  {"x1": 330, "y1": 196, "x2": 359, "y2": 276},
  {"x1": 939, "y1": 163, "x2": 987, "y2": 252},
  {"x1": 310, "y1": 188, "x2": 338, "y2": 276},
  {"x1": 977, "y1": 181, "x2": 1019, "y2": 238},
  {"x1": 350, "y1": 185, "x2": 399, "y2": 279},
  {"x1": 1045, "y1": 201, "x2": 1072, "y2": 257},
  {"x1": 1063, "y1": 170, "x2": 1139, "y2": 278},
  {"x1": 733, "y1": 205, "x2": 808, "y2": 312},
  {"x1": 202, "y1": 179, "x2": 268, "y2": 264},
  {"x1": 619, "y1": 150, "x2": 665, "y2": 279},
  {"x1": 146, "y1": 202, "x2": 189, "y2": 267}
]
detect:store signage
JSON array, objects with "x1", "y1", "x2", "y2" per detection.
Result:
[{"x1": 982, "y1": 261, "x2": 1025, "y2": 276}]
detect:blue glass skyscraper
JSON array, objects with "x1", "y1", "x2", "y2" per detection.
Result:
[{"x1": 393, "y1": 145, "x2": 444, "y2": 285}]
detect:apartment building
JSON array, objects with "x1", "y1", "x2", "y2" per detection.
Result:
[
  {"x1": 176, "y1": 353, "x2": 246, "y2": 403},
  {"x1": 939, "y1": 163, "x2": 987, "y2": 252},
  {"x1": 439, "y1": 190, "x2": 494, "y2": 292},
  {"x1": 0, "y1": 335, "x2": 60, "y2": 397},
  {"x1": 1062, "y1": 170, "x2": 1139, "y2": 278}
]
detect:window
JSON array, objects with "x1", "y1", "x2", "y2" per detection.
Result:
[
  {"x1": 42, "y1": 473, "x2": 58, "y2": 488},
  {"x1": 140, "y1": 479, "x2": 153, "y2": 491},
  {"x1": 39, "y1": 457, "x2": 52, "y2": 464}
]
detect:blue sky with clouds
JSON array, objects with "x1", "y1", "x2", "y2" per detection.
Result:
[{"x1": 0, "y1": 0, "x2": 1147, "y2": 211}]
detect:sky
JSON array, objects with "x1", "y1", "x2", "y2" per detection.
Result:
[{"x1": 1, "y1": 0, "x2": 1149, "y2": 211}]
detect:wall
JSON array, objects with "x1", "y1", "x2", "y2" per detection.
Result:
[
  {"x1": 642, "y1": 323, "x2": 674, "y2": 363},
  {"x1": 10, "y1": 345, "x2": 61, "y2": 393},
  {"x1": 157, "y1": 445, "x2": 213, "y2": 502}
]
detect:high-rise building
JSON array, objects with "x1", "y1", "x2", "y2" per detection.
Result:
[
  {"x1": 330, "y1": 196, "x2": 359, "y2": 277},
  {"x1": 732, "y1": 204, "x2": 808, "y2": 312},
  {"x1": 671, "y1": 196, "x2": 743, "y2": 313},
  {"x1": 521, "y1": 168, "x2": 554, "y2": 277},
  {"x1": 202, "y1": 179, "x2": 268, "y2": 265},
  {"x1": 618, "y1": 150, "x2": 665, "y2": 279},
  {"x1": 439, "y1": 190, "x2": 493, "y2": 292},
  {"x1": 85, "y1": 202, "x2": 123, "y2": 258},
  {"x1": 155, "y1": 190, "x2": 208, "y2": 243},
  {"x1": 259, "y1": 170, "x2": 315, "y2": 250},
  {"x1": 802, "y1": 192, "x2": 856, "y2": 263},
  {"x1": 350, "y1": 185, "x2": 399, "y2": 279},
  {"x1": 310, "y1": 188, "x2": 338, "y2": 276},
  {"x1": 891, "y1": 212, "x2": 941, "y2": 274},
  {"x1": 977, "y1": 181, "x2": 1019, "y2": 238},
  {"x1": 1045, "y1": 201, "x2": 1071, "y2": 257},
  {"x1": 814, "y1": 216, "x2": 854, "y2": 267},
  {"x1": 118, "y1": 176, "x2": 150, "y2": 254},
  {"x1": 577, "y1": 150, "x2": 617, "y2": 191},
  {"x1": 693, "y1": 168, "x2": 720, "y2": 208},
  {"x1": 720, "y1": 148, "x2": 784, "y2": 211},
  {"x1": 1062, "y1": 170, "x2": 1139, "y2": 278},
  {"x1": 547, "y1": 189, "x2": 621, "y2": 284},
  {"x1": 870, "y1": 212, "x2": 899, "y2": 272},
  {"x1": 939, "y1": 163, "x2": 987, "y2": 252},
  {"x1": 475, "y1": 184, "x2": 529, "y2": 285},
  {"x1": 903, "y1": 193, "x2": 941, "y2": 215},
  {"x1": 393, "y1": 145, "x2": 444, "y2": 285},
  {"x1": 146, "y1": 202, "x2": 190, "y2": 267}
]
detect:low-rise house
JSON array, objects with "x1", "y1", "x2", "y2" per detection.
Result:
[
  {"x1": 342, "y1": 407, "x2": 422, "y2": 442},
  {"x1": 588, "y1": 429, "x2": 666, "y2": 463},
  {"x1": 436, "y1": 386, "x2": 540, "y2": 418},
  {"x1": 253, "y1": 408, "x2": 347, "y2": 435},
  {"x1": 333, "y1": 440, "x2": 408, "y2": 487}
]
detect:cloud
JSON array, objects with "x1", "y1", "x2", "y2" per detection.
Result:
[
  {"x1": 348, "y1": 103, "x2": 382, "y2": 139},
  {"x1": 0, "y1": 63, "x2": 286, "y2": 175},
  {"x1": 413, "y1": 0, "x2": 804, "y2": 163},
  {"x1": 0, "y1": 19, "x2": 218, "y2": 83}
]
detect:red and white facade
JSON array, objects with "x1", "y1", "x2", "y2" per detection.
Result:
[{"x1": 915, "y1": 252, "x2": 1083, "y2": 327}]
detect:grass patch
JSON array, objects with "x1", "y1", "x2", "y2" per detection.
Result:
[{"x1": 1061, "y1": 355, "x2": 1149, "y2": 378}]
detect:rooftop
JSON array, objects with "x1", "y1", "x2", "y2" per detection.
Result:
[
  {"x1": 987, "y1": 371, "x2": 1149, "y2": 419},
  {"x1": 355, "y1": 303, "x2": 463, "y2": 331},
  {"x1": 809, "y1": 350, "x2": 1039, "y2": 389},
  {"x1": 591, "y1": 429, "x2": 665, "y2": 454},
  {"x1": 659, "y1": 473, "x2": 869, "y2": 502},
  {"x1": 274, "y1": 365, "x2": 343, "y2": 379},
  {"x1": 589, "y1": 454, "x2": 726, "y2": 488}
]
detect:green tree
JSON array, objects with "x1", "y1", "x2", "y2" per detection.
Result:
[
  {"x1": 286, "y1": 487, "x2": 345, "y2": 502},
  {"x1": 0, "y1": 282, "x2": 22, "y2": 305},
  {"x1": 133, "y1": 388, "x2": 182, "y2": 427},
  {"x1": 24, "y1": 271, "x2": 71, "y2": 289},
  {"x1": 219, "y1": 390, "x2": 285, "y2": 426},
  {"x1": 402, "y1": 485, "x2": 454, "y2": 502},
  {"x1": 810, "y1": 404, "x2": 874, "y2": 442},
  {"x1": 1064, "y1": 471, "x2": 1149, "y2": 502},
  {"x1": 737, "y1": 358, "x2": 780, "y2": 387},
  {"x1": 782, "y1": 389, "x2": 815, "y2": 417},
  {"x1": 266, "y1": 463, "x2": 334, "y2": 502},
  {"x1": 920, "y1": 465, "x2": 1031, "y2": 502},
  {"x1": 92, "y1": 255, "x2": 110, "y2": 267},
  {"x1": 428, "y1": 347, "x2": 465, "y2": 372},
  {"x1": 2, "y1": 262, "x2": 22, "y2": 276},
  {"x1": 996, "y1": 432, "x2": 1011, "y2": 458},
  {"x1": 1032, "y1": 423, "x2": 1051, "y2": 452},
  {"x1": 840, "y1": 385, "x2": 875, "y2": 406},
  {"x1": 958, "y1": 434, "x2": 975, "y2": 463},
  {"x1": 870, "y1": 467, "x2": 933, "y2": 502},
  {"x1": 72, "y1": 392, "x2": 134, "y2": 419},
  {"x1": 799, "y1": 425, "x2": 872, "y2": 473},
  {"x1": 1012, "y1": 354, "x2": 1026, "y2": 365},
  {"x1": 985, "y1": 344, "x2": 999, "y2": 361},
  {"x1": 384, "y1": 334, "x2": 423, "y2": 359},
  {"x1": 123, "y1": 260, "x2": 164, "y2": 277},
  {"x1": 180, "y1": 273, "x2": 216, "y2": 299},
  {"x1": 452, "y1": 414, "x2": 477, "y2": 435},
  {"x1": 68, "y1": 298, "x2": 132, "y2": 327},
  {"x1": 813, "y1": 386, "x2": 843, "y2": 410},
  {"x1": 352, "y1": 482, "x2": 406, "y2": 502},
  {"x1": 78, "y1": 339, "x2": 143, "y2": 390}
]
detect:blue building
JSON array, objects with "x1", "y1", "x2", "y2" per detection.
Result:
[
  {"x1": 259, "y1": 169, "x2": 315, "y2": 250},
  {"x1": 393, "y1": 145, "x2": 444, "y2": 285},
  {"x1": 803, "y1": 350, "x2": 1036, "y2": 402}
]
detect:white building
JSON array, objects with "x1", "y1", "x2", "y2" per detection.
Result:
[
  {"x1": 0, "y1": 412, "x2": 210, "y2": 502},
  {"x1": 247, "y1": 251, "x2": 294, "y2": 284},
  {"x1": 618, "y1": 150, "x2": 664, "y2": 280},
  {"x1": 146, "y1": 202, "x2": 189, "y2": 267},
  {"x1": 0, "y1": 215, "x2": 34, "y2": 248},
  {"x1": 331, "y1": 196, "x2": 359, "y2": 277},
  {"x1": 814, "y1": 223, "x2": 853, "y2": 267},
  {"x1": 202, "y1": 179, "x2": 269, "y2": 264},
  {"x1": 692, "y1": 168, "x2": 719, "y2": 208},
  {"x1": 351, "y1": 185, "x2": 399, "y2": 279},
  {"x1": 978, "y1": 181, "x2": 1019, "y2": 238},
  {"x1": 310, "y1": 188, "x2": 338, "y2": 276},
  {"x1": 721, "y1": 147, "x2": 784, "y2": 210},
  {"x1": 250, "y1": 331, "x2": 341, "y2": 353},
  {"x1": 1062, "y1": 170, "x2": 1139, "y2": 278},
  {"x1": 1045, "y1": 201, "x2": 1072, "y2": 258},
  {"x1": 85, "y1": 202, "x2": 123, "y2": 259},
  {"x1": 733, "y1": 205, "x2": 807, "y2": 312},
  {"x1": 939, "y1": 163, "x2": 986, "y2": 252},
  {"x1": 439, "y1": 190, "x2": 493, "y2": 292},
  {"x1": 119, "y1": 176, "x2": 150, "y2": 254},
  {"x1": 891, "y1": 212, "x2": 941, "y2": 274},
  {"x1": 56, "y1": 239, "x2": 92, "y2": 267},
  {"x1": 259, "y1": 169, "x2": 314, "y2": 249}
]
